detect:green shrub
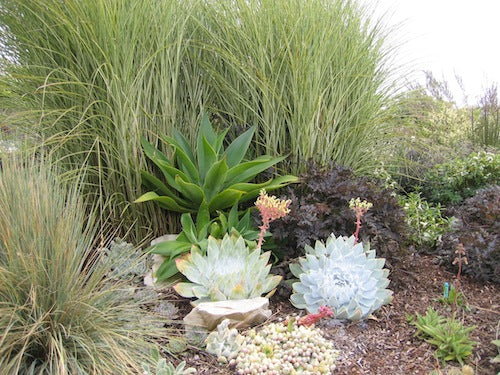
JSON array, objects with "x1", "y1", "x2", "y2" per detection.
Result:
[
  {"x1": 421, "y1": 151, "x2": 499, "y2": 205},
  {"x1": 399, "y1": 192, "x2": 453, "y2": 250},
  {"x1": 0, "y1": 159, "x2": 166, "y2": 374},
  {"x1": 438, "y1": 185, "x2": 500, "y2": 284}
]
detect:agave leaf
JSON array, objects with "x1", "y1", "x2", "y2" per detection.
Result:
[
  {"x1": 172, "y1": 128, "x2": 196, "y2": 165},
  {"x1": 196, "y1": 201, "x2": 211, "y2": 238},
  {"x1": 175, "y1": 176, "x2": 204, "y2": 206},
  {"x1": 162, "y1": 134, "x2": 199, "y2": 184},
  {"x1": 199, "y1": 112, "x2": 217, "y2": 146},
  {"x1": 224, "y1": 126, "x2": 255, "y2": 168},
  {"x1": 224, "y1": 156, "x2": 275, "y2": 185},
  {"x1": 134, "y1": 191, "x2": 191, "y2": 213},
  {"x1": 139, "y1": 170, "x2": 171, "y2": 197},
  {"x1": 181, "y1": 213, "x2": 197, "y2": 244},
  {"x1": 227, "y1": 204, "x2": 239, "y2": 228},
  {"x1": 155, "y1": 159, "x2": 188, "y2": 192},
  {"x1": 141, "y1": 137, "x2": 171, "y2": 165},
  {"x1": 232, "y1": 175, "x2": 299, "y2": 202},
  {"x1": 208, "y1": 189, "x2": 245, "y2": 211},
  {"x1": 148, "y1": 240, "x2": 191, "y2": 258},
  {"x1": 197, "y1": 135, "x2": 217, "y2": 182},
  {"x1": 155, "y1": 258, "x2": 180, "y2": 281},
  {"x1": 202, "y1": 157, "x2": 228, "y2": 202}
]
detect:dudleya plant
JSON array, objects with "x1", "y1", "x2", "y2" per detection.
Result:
[
  {"x1": 174, "y1": 234, "x2": 281, "y2": 304},
  {"x1": 290, "y1": 234, "x2": 393, "y2": 321}
]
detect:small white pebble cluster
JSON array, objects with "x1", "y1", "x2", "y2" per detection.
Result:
[{"x1": 232, "y1": 322, "x2": 338, "y2": 375}]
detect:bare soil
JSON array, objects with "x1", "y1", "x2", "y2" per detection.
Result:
[{"x1": 166, "y1": 254, "x2": 500, "y2": 375}]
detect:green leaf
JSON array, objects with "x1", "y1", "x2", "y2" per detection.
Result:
[
  {"x1": 134, "y1": 191, "x2": 191, "y2": 213},
  {"x1": 161, "y1": 134, "x2": 199, "y2": 183},
  {"x1": 197, "y1": 135, "x2": 217, "y2": 182},
  {"x1": 196, "y1": 201, "x2": 211, "y2": 238},
  {"x1": 214, "y1": 128, "x2": 229, "y2": 156},
  {"x1": 208, "y1": 189, "x2": 245, "y2": 211},
  {"x1": 175, "y1": 175, "x2": 205, "y2": 206},
  {"x1": 227, "y1": 204, "x2": 239, "y2": 228},
  {"x1": 225, "y1": 126, "x2": 255, "y2": 168},
  {"x1": 181, "y1": 213, "x2": 197, "y2": 243},
  {"x1": 140, "y1": 170, "x2": 171, "y2": 196},
  {"x1": 154, "y1": 160, "x2": 187, "y2": 192},
  {"x1": 199, "y1": 112, "x2": 217, "y2": 146},
  {"x1": 225, "y1": 155, "x2": 286, "y2": 186},
  {"x1": 236, "y1": 209, "x2": 252, "y2": 232},
  {"x1": 172, "y1": 128, "x2": 196, "y2": 165},
  {"x1": 173, "y1": 146, "x2": 199, "y2": 184},
  {"x1": 141, "y1": 137, "x2": 170, "y2": 165},
  {"x1": 149, "y1": 240, "x2": 191, "y2": 258},
  {"x1": 155, "y1": 258, "x2": 180, "y2": 281},
  {"x1": 203, "y1": 157, "x2": 228, "y2": 201}
]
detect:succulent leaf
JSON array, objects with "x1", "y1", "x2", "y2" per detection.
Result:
[
  {"x1": 173, "y1": 234, "x2": 281, "y2": 304},
  {"x1": 290, "y1": 234, "x2": 393, "y2": 321}
]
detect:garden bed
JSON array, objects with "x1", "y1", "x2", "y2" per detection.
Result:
[{"x1": 168, "y1": 254, "x2": 499, "y2": 374}]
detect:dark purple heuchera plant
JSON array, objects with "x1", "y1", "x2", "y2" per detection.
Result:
[{"x1": 271, "y1": 163, "x2": 408, "y2": 268}]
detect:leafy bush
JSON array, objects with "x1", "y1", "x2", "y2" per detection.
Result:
[
  {"x1": 271, "y1": 164, "x2": 408, "y2": 265},
  {"x1": 408, "y1": 307, "x2": 476, "y2": 365},
  {"x1": 437, "y1": 185, "x2": 500, "y2": 283},
  {"x1": 421, "y1": 151, "x2": 499, "y2": 205},
  {"x1": 399, "y1": 192, "x2": 453, "y2": 250},
  {"x1": 0, "y1": 159, "x2": 167, "y2": 374}
]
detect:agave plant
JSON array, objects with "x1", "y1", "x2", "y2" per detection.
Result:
[
  {"x1": 174, "y1": 234, "x2": 281, "y2": 304},
  {"x1": 136, "y1": 113, "x2": 297, "y2": 213},
  {"x1": 290, "y1": 234, "x2": 392, "y2": 321}
]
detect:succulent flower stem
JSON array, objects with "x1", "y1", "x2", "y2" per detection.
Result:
[
  {"x1": 255, "y1": 189, "x2": 291, "y2": 249},
  {"x1": 349, "y1": 198, "x2": 373, "y2": 244}
]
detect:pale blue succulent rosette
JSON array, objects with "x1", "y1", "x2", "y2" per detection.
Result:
[
  {"x1": 290, "y1": 234, "x2": 393, "y2": 321},
  {"x1": 174, "y1": 234, "x2": 282, "y2": 304}
]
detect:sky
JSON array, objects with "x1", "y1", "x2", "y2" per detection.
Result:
[{"x1": 364, "y1": 0, "x2": 500, "y2": 106}]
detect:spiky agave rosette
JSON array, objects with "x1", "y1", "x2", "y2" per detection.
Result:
[
  {"x1": 174, "y1": 234, "x2": 282, "y2": 304},
  {"x1": 290, "y1": 234, "x2": 393, "y2": 321}
]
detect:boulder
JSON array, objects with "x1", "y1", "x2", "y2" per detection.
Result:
[{"x1": 183, "y1": 297, "x2": 271, "y2": 331}]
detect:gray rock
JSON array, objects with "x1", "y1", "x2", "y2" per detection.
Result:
[{"x1": 183, "y1": 297, "x2": 271, "y2": 332}]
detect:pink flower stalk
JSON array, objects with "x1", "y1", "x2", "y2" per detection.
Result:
[
  {"x1": 255, "y1": 189, "x2": 291, "y2": 249},
  {"x1": 349, "y1": 198, "x2": 373, "y2": 244},
  {"x1": 297, "y1": 306, "x2": 334, "y2": 326}
]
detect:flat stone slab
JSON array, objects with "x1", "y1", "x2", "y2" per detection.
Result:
[{"x1": 183, "y1": 297, "x2": 271, "y2": 331}]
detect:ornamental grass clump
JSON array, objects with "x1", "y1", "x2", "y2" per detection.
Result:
[
  {"x1": 290, "y1": 234, "x2": 393, "y2": 321},
  {"x1": 0, "y1": 159, "x2": 167, "y2": 374}
]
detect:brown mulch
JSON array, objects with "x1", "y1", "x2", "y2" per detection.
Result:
[{"x1": 167, "y1": 254, "x2": 500, "y2": 375}]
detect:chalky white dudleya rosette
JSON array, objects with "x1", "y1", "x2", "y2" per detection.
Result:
[
  {"x1": 174, "y1": 234, "x2": 281, "y2": 305},
  {"x1": 290, "y1": 234, "x2": 393, "y2": 321}
]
